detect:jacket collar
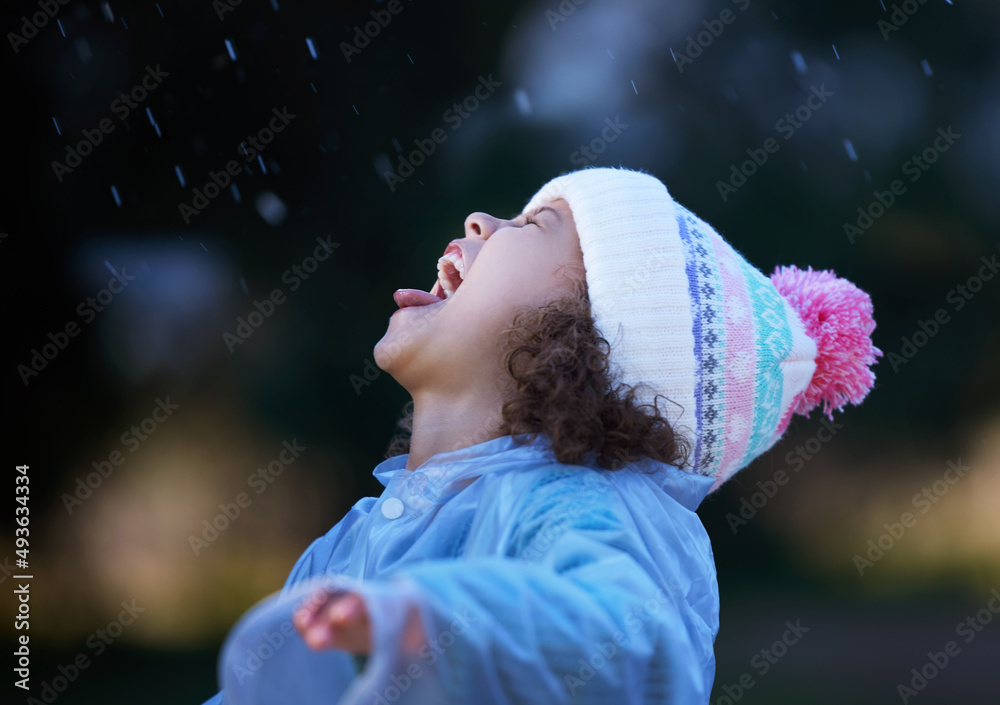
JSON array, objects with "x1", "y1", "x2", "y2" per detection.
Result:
[{"x1": 372, "y1": 433, "x2": 714, "y2": 510}]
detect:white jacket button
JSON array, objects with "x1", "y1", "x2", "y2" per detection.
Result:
[{"x1": 381, "y1": 497, "x2": 404, "y2": 519}]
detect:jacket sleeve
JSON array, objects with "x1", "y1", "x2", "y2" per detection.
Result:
[
  {"x1": 199, "y1": 497, "x2": 377, "y2": 705},
  {"x1": 219, "y1": 466, "x2": 713, "y2": 704}
]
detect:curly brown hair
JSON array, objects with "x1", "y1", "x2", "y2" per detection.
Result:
[{"x1": 385, "y1": 277, "x2": 690, "y2": 471}]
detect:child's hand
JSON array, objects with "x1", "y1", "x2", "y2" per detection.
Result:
[{"x1": 293, "y1": 589, "x2": 371, "y2": 654}]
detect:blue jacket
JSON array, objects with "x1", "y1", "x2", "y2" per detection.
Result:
[{"x1": 202, "y1": 433, "x2": 719, "y2": 704}]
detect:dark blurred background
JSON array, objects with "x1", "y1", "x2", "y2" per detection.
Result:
[{"x1": 4, "y1": 0, "x2": 1000, "y2": 702}]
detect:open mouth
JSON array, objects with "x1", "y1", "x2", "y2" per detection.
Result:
[
  {"x1": 430, "y1": 245, "x2": 465, "y2": 299},
  {"x1": 393, "y1": 243, "x2": 467, "y2": 309}
]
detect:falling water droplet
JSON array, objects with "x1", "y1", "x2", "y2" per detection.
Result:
[
  {"x1": 305, "y1": 37, "x2": 318, "y2": 60},
  {"x1": 225, "y1": 38, "x2": 238, "y2": 61},
  {"x1": 352, "y1": 105, "x2": 359, "y2": 115},
  {"x1": 231, "y1": 183, "x2": 241, "y2": 203},
  {"x1": 240, "y1": 277, "x2": 249, "y2": 295},
  {"x1": 791, "y1": 50, "x2": 807, "y2": 75},
  {"x1": 57, "y1": 19, "x2": 66, "y2": 37},
  {"x1": 145, "y1": 107, "x2": 161, "y2": 137},
  {"x1": 843, "y1": 138, "x2": 858, "y2": 162},
  {"x1": 174, "y1": 165, "x2": 185, "y2": 187},
  {"x1": 513, "y1": 89, "x2": 532, "y2": 116},
  {"x1": 407, "y1": 53, "x2": 413, "y2": 64},
  {"x1": 52, "y1": 117, "x2": 62, "y2": 135},
  {"x1": 310, "y1": 82, "x2": 317, "y2": 93},
  {"x1": 255, "y1": 191, "x2": 287, "y2": 225},
  {"x1": 101, "y1": 1, "x2": 114, "y2": 22},
  {"x1": 832, "y1": 44, "x2": 840, "y2": 60},
  {"x1": 110, "y1": 184, "x2": 122, "y2": 207},
  {"x1": 257, "y1": 154, "x2": 267, "y2": 174},
  {"x1": 607, "y1": 48, "x2": 615, "y2": 60},
  {"x1": 920, "y1": 59, "x2": 933, "y2": 76},
  {"x1": 630, "y1": 80, "x2": 638, "y2": 94},
  {"x1": 391, "y1": 138, "x2": 402, "y2": 153},
  {"x1": 270, "y1": 0, "x2": 279, "y2": 9},
  {"x1": 200, "y1": 242, "x2": 208, "y2": 252},
  {"x1": 121, "y1": 16, "x2": 128, "y2": 29},
  {"x1": 74, "y1": 37, "x2": 92, "y2": 63},
  {"x1": 156, "y1": 2, "x2": 164, "y2": 16}
]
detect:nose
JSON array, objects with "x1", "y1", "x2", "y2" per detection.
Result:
[{"x1": 464, "y1": 212, "x2": 503, "y2": 240}]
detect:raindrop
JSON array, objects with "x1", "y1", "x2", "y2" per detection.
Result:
[
  {"x1": 121, "y1": 16, "x2": 128, "y2": 29},
  {"x1": 101, "y1": 1, "x2": 114, "y2": 22},
  {"x1": 104, "y1": 260, "x2": 118, "y2": 276},
  {"x1": 146, "y1": 107, "x2": 161, "y2": 138},
  {"x1": 310, "y1": 82, "x2": 317, "y2": 93},
  {"x1": 257, "y1": 154, "x2": 267, "y2": 174},
  {"x1": 790, "y1": 50, "x2": 807, "y2": 75},
  {"x1": 920, "y1": 59, "x2": 933, "y2": 76},
  {"x1": 270, "y1": 0, "x2": 279, "y2": 9},
  {"x1": 225, "y1": 38, "x2": 238, "y2": 61},
  {"x1": 607, "y1": 48, "x2": 614, "y2": 60},
  {"x1": 669, "y1": 47, "x2": 677, "y2": 63},
  {"x1": 843, "y1": 138, "x2": 858, "y2": 162},
  {"x1": 255, "y1": 191, "x2": 287, "y2": 225},
  {"x1": 391, "y1": 138, "x2": 402, "y2": 153},
  {"x1": 800, "y1": 161, "x2": 807, "y2": 172},
  {"x1": 74, "y1": 37, "x2": 92, "y2": 63},
  {"x1": 110, "y1": 184, "x2": 122, "y2": 207},
  {"x1": 305, "y1": 37, "x2": 318, "y2": 60},
  {"x1": 352, "y1": 104, "x2": 359, "y2": 115},
  {"x1": 630, "y1": 79, "x2": 638, "y2": 94},
  {"x1": 201, "y1": 242, "x2": 208, "y2": 252},
  {"x1": 879, "y1": 0, "x2": 886, "y2": 10},
  {"x1": 832, "y1": 44, "x2": 839, "y2": 60},
  {"x1": 723, "y1": 85, "x2": 739, "y2": 104},
  {"x1": 57, "y1": 19, "x2": 65, "y2": 37},
  {"x1": 156, "y1": 3, "x2": 163, "y2": 16},
  {"x1": 863, "y1": 169, "x2": 872, "y2": 183},
  {"x1": 240, "y1": 277, "x2": 249, "y2": 295},
  {"x1": 373, "y1": 153, "x2": 391, "y2": 177},
  {"x1": 407, "y1": 53, "x2": 413, "y2": 64},
  {"x1": 52, "y1": 117, "x2": 62, "y2": 135},
  {"x1": 513, "y1": 89, "x2": 532, "y2": 116},
  {"x1": 231, "y1": 183, "x2": 241, "y2": 203},
  {"x1": 770, "y1": 11, "x2": 778, "y2": 19},
  {"x1": 174, "y1": 165, "x2": 185, "y2": 187}
]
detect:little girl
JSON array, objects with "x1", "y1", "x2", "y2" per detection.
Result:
[{"x1": 201, "y1": 167, "x2": 880, "y2": 704}]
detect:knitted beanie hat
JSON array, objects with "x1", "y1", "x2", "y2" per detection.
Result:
[{"x1": 520, "y1": 167, "x2": 881, "y2": 491}]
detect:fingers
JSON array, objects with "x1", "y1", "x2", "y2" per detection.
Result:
[{"x1": 293, "y1": 589, "x2": 371, "y2": 654}]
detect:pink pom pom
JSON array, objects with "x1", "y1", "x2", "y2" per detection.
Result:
[{"x1": 770, "y1": 265, "x2": 883, "y2": 419}]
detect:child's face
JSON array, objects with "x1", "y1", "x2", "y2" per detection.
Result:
[{"x1": 374, "y1": 198, "x2": 583, "y2": 394}]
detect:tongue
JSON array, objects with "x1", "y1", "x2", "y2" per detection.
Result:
[{"x1": 394, "y1": 289, "x2": 445, "y2": 308}]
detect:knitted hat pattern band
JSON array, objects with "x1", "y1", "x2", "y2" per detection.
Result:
[{"x1": 521, "y1": 167, "x2": 881, "y2": 491}]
